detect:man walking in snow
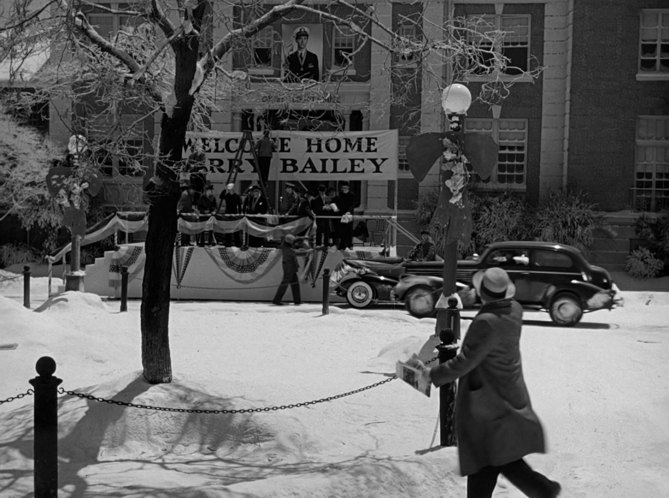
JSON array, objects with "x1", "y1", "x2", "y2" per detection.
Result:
[{"x1": 410, "y1": 267, "x2": 561, "y2": 498}]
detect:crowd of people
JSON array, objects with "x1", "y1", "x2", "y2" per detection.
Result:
[{"x1": 176, "y1": 171, "x2": 359, "y2": 250}]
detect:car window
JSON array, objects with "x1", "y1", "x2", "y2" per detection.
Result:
[
  {"x1": 532, "y1": 250, "x2": 574, "y2": 269},
  {"x1": 485, "y1": 249, "x2": 530, "y2": 268}
]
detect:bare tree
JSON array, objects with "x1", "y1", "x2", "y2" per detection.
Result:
[{"x1": 1, "y1": 0, "x2": 539, "y2": 383}]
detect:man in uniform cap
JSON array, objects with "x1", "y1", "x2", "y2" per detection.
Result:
[{"x1": 284, "y1": 26, "x2": 319, "y2": 82}]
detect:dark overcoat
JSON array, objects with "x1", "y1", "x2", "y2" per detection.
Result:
[{"x1": 429, "y1": 299, "x2": 546, "y2": 476}]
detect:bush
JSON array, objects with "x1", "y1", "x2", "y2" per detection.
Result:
[
  {"x1": 532, "y1": 190, "x2": 599, "y2": 255},
  {"x1": 633, "y1": 214, "x2": 669, "y2": 275},
  {"x1": 0, "y1": 243, "x2": 36, "y2": 269},
  {"x1": 625, "y1": 247, "x2": 664, "y2": 279},
  {"x1": 470, "y1": 193, "x2": 530, "y2": 252}
]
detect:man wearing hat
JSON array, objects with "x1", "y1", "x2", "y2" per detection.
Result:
[
  {"x1": 279, "y1": 182, "x2": 300, "y2": 216},
  {"x1": 332, "y1": 181, "x2": 358, "y2": 250},
  {"x1": 272, "y1": 234, "x2": 307, "y2": 306},
  {"x1": 407, "y1": 229, "x2": 437, "y2": 261},
  {"x1": 284, "y1": 26, "x2": 319, "y2": 82},
  {"x1": 409, "y1": 267, "x2": 561, "y2": 498},
  {"x1": 217, "y1": 182, "x2": 242, "y2": 246}
]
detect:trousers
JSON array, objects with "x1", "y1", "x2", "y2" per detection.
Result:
[{"x1": 467, "y1": 459, "x2": 560, "y2": 498}]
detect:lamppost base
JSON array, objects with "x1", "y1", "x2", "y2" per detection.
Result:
[{"x1": 64, "y1": 271, "x2": 85, "y2": 292}]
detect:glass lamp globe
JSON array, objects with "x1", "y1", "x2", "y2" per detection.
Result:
[{"x1": 441, "y1": 84, "x2": 472, "y2": 114}]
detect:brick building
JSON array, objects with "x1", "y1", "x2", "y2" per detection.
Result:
[{"x1": 3, "y1": 1, "x2": 668, "y2": 265}]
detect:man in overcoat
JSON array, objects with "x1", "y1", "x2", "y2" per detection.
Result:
[{"x1": 411, "y1": 267, "x2": 561, "y2": 498}]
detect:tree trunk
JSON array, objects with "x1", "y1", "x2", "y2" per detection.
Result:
[{"x1": 140, "y1": 34, "x2": 199, "y2": 384}]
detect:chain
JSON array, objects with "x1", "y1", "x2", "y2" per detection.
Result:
[
  {"x1": 1, "y1": 356, "x2": 440, "y2": 413},
  {"x1": 0, "y1": 389, "x2": 34, "y2": 405},
  {"x1": 57, "y1": 375, "x2": 399, "y2": 414}
]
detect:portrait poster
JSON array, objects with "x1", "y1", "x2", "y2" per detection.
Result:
[{"x1": 281, "y1": 24, "x2": 323, "y2": 82}]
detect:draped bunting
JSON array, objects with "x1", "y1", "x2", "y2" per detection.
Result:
[
  {"x1": 108, "y1": 245, "x2": 145, "y2": 288},
  {"x1": 203, "y1": 246, "x2": 281, "y2": 283},
  {"x1": 173, "y1": 246, "x2": 195, "y2": 288},
  {"x1": 49, "y1": 212, "x2": 315, "y2": 262}
]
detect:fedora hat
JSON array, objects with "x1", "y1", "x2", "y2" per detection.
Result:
[{"x1": 472, "y1": 267, "x2": 516, "y2": 301}]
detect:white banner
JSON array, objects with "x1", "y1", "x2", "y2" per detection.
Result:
[{"x1": 184, "y1": 130, "x2": 398, "y2": 182}]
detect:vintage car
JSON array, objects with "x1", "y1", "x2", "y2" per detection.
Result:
[{"x1": 394, "y1": 241, "x2": 623, "y2": 326}]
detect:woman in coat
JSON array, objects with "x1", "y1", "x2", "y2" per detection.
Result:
[{"x1": 412, "y1": 267, "x2": 561, "y2": 498}]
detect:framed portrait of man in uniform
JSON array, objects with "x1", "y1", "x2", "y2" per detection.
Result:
[{"x1": 282, "y1": 24, "x2": 323, "y2": 82}]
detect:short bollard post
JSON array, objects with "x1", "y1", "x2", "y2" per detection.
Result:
[
  {"x1": 437, "y1": 328, "x2": 458, "y2": 447},
  {"x1": 322, "y1": 268, "x2": 330, "y2": 315},
  {"x1": 29, "y1": 356, "x2": 62, "y2": 497},
  {"x1": 120, "y1": 266, "x2": 129, "y2": 312},
  {"x1": 23, "y1": 265, "x2": 31, "y2": 309}
]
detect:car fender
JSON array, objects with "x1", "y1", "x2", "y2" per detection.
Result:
[{"x1": 394, "y1": 274, "x2": 443, "y2": 298}]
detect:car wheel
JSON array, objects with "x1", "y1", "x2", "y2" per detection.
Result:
[
  {"x1": 549, "y1": 293, "x2": 583, "y2": 326},
  {"x1": 346, "y1": 280, "x2": 375, "y2": 308},
  {"x1": 405, "y1": 285, "x2": 437, "y2": 318}
]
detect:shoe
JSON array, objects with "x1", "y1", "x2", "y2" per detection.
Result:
[
  {"x1": 294, "y1": 302, "x2": 302, "y2": 306},
  {"x1": 548, "y1": 481, "x2": 561, "y2": 497},
  {"x1": 272, "y1": 301, "x2": 284, "y2": 306}
]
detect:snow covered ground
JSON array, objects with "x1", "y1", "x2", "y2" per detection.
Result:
[{"x1": 1, "y1": 270, "x2": 668, "y2": 497}]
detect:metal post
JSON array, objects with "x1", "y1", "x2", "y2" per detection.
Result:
[
  {"x1": 120, "y1": 266, "x2": 129, "y2": 312},
  {"x1": 29, "y1": 356, "x2": 62, "y2": 497},
  {"x1": 23, "y1": 265, "x2": 31, "y2": 309},
  {"x1": 437, "y1": 328, "x2": 458, "y2": 446},
  {"x1": 322, "y1": 268, "x2": 330, "y2": 315}
]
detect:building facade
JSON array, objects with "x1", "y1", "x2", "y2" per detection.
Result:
[{"x1": 4, "y1": 1, "x2": 667, "y2": 259}]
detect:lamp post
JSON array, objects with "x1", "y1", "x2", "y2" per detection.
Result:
[
  {"x1": 434, "y1": 83, "x2": 471, "y2": 447},
  {"x1": 436, "y1": 83, "x2": 471, "y2": 309}
]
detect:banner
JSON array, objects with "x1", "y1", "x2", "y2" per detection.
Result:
[{"x1": 184, "y1": 130, "x2": 398, "y2": 182}]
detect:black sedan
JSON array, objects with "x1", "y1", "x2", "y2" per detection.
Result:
[{"x1": 394, "y1": 241, "x2": 622, "y2": 326}]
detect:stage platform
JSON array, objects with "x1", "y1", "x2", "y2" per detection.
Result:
[{"x1": 81, "y1": 243, "x2": 388, "y2": 302}]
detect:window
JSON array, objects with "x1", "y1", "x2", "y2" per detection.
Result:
[
  {"x1": 532, "y1": 250, "x2": 573, "y2": 269},
  {"x1": 639, "y1": 10, "x2": 669, "y2": 76},
  {"x1": 332, "y1": 24, "x2": 356, "y2": 69},
  {"x1": 85, "y1": 5, "x2": 144, "y2": 40},
  {"x1": 466, "y1": 118, "x2": 527, "y2": 190},
  {"x1": 398, "y1": 136, "x2": 412, "y2": 174},
  {"x1": 467, "y1": 14, "x2": 530, "y2": 75},
  {"x1": 485, "y1": 248, "x2": 529, "y2": 268},
  {"x1": 252, "y1": 27, "x2": 274, "y2": 68},
  {"x1": 394, "y1": 23, "x2": 420, "y2": 66},
  {"x1": 634, "y1": 116, "x2": 669, "y2": 212}
]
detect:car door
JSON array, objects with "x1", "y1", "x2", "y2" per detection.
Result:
[
  {"x1": 482, "y1": 248, "x2": 534, "y2": 302},
  {"x1": 527, "y1": 248, "x2": 580, "y2": 302}
]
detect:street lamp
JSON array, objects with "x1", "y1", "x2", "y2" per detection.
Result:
[
  {"x1": 434, "y1": 82, "x2": 472, "y2": 447},
  {"x1": 437, "y1": 83, "x2": 471, "y2": 304}
]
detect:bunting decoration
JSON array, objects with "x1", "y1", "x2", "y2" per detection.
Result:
[
  {"x1": 108, "y1": 245, "x2": 145, "y2": 288},
  {"x1": 173, "y1": 246, "x2": 195, "y2": 289},
  {"x1": 203, "y1": 246, "x2": 281, "y2": 284}
]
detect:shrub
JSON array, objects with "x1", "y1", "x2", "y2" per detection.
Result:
[
  {"x1": 633, "y1": 214, "x2": 669, "y2": 275},
  {"x1": 625, "y1": 247, "x2": 664, "y2": 279},
  {"x1": 532, "y1": 190, "x2": 599, "y2": 255},
  {"x1": 0, "y1": 243, "x2": 36, "y2": 269},
  {"x1": 469, "y1": 193, "x2": 530, "y2": 253}
]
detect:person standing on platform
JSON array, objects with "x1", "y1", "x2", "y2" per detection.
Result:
[
  {"x1": 407, "y1": 268, "x2": 561, "y2": 498},
  {"x1": 333, "y1": 181, "x2": 358, "y2": 250},
  {"x1": 279, "y1": 182, "x2": 300, "y2": 216},
  {"x1": 255, "y1": 129, "x2": 275, "y2": 186},
  {"x1": 311, "y1": 184, "x2": 333, "y2": 247},
  {"x1": 196, "y1": 183, "x2": 218, "y2": 246},
  {"x1": 243, "y1": 185, "x2": 269, "y2": 247},
  {"x1": 218, "y1": 182, "x2": 242, "y2": 246},
  {"x1": 272, "y1": 234, "x2": 309, "y2": 306}
]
